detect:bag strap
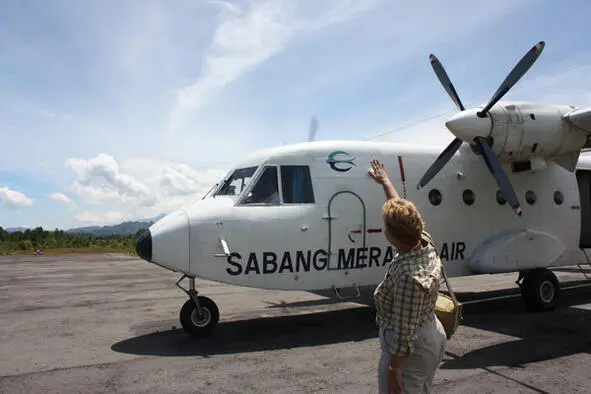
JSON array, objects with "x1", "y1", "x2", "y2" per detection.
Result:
[
  {"x1": 439, "y1": 262, "x2": 460, "y2": 306},
  {"x1": 421, "y1": 231, "x2": 460, "y2": 307}
]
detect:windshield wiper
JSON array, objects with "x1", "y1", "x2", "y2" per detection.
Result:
[{"x1": 203, "y1": 183, "x2": 219, "y2": 200}]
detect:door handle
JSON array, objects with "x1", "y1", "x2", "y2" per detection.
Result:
[{"x1": 214, "y1": 237, "x2": 231, "y2": 257}]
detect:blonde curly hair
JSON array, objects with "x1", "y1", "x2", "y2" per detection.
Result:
[{"x1": 382, "y1": 198, "x2": 424, "y2": 248}]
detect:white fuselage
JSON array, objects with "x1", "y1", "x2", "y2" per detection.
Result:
[{"x1": 145, "y1": 136, "x2": 591, "y2": 292}]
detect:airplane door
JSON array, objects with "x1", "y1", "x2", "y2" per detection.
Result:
[
  {"x1": 326, "y1": 191, "x2": 367, "y2": 283},
  {"x1": 576, "y1": 170, "x2": 591, "y2": 248}
]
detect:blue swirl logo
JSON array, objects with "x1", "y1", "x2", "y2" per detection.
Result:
[{"x1": 327, "y1": 151, "x2": 356, "y2": 172}]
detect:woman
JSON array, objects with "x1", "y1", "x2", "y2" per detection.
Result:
[{"x1": 368, "y1": 159, "x2": 447, "y2": 394}]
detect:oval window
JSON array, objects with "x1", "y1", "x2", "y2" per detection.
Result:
[
  {"x1": 462, "y1": 189, "x2": 475, "y2": 206},
  {"x1": 526, "y1": 190, "x2": 536, "y2": 205},
  {"x1": 553, "y1": 190, "x2": 564, "y2": 205},
  {"x1": 429, "y1": 189, "x2": 442, "y2": 206},
  {"x1": 496, "y1": 190, "x2": 506, "y2": 205}
]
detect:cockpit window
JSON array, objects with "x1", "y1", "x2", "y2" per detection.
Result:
[
  {"x1": 214, "y1": 166, "x2": 257, "y2": 197},
  {"x1": 281, "y1": 165, "x2": 314, "y2": 203},
  {"x1": 241, "y1": 166, "x2": 280, "y2": 204}
]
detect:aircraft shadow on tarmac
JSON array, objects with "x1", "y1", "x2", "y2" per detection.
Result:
[
  {"x1": 111, "y1": 305, "x2": 378, "y2": 358},
  {"x1": 440, "y1": 279, "x2": 591, "y2": 371},
  {"x1": 111, "y1": 280, "x2": 591, "y2": 367}
]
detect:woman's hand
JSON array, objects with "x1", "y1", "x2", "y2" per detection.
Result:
[
  {"x1": 368, "y1": 159, "x2": 391, "y2": 185},
  {"x1": 388, "y1": 367, "x2": 403, "y2": 394},
  {"x1": 369, "y1": 159, "x2": 400, "y2": 200}
]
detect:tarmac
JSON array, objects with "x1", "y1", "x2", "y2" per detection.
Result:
[{"x1": 0, "y1": 253, "x2": 590, "y2": 393}]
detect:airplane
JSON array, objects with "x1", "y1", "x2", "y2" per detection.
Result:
[{"x1": 134, "y1": 40, "x2": 591, "y2": 337}]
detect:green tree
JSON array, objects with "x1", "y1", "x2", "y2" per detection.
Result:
[{"x1": 18, "y1": 240, "x2": 32, "y2": 250}]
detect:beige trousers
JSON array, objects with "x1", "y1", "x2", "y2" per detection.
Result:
[{"x1": 378, "y1": 315, "x2": 447, "y2": 393}]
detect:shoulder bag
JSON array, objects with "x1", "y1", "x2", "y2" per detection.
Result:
[{"x1": 422, "y1": 231, "x2": 463, "y2": 340}]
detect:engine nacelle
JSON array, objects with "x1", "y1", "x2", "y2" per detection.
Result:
[{"x1": 488, "y1": 102, "x2": 588, "y2": 163}]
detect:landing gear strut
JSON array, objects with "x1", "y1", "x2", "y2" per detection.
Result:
[
  {"x1": 176, "y1": 275, "x2": 219, "y2": 336},
  {"x1": 516, "y1": 268, "x2": 560, "y2": 312}
]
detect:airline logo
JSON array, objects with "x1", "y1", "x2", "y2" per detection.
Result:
[{"x1": 326, "y1": 151, "x2": 356, "y2": 172}]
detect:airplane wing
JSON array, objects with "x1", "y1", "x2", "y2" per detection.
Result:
[{"x1": 565, "y1": 107, "x2": 591, "y2": 135}]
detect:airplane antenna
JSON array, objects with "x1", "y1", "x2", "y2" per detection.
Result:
[{"x1": 368, "y1": 109, "x2": 456, "y2": 141}]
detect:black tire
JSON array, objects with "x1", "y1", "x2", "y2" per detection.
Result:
[
  {"x1": 521, "y1": 269, "x2": 560, "y2": 312},
  {"x1": 179, "y1": 296, "x2": 219, "y2": 337}
]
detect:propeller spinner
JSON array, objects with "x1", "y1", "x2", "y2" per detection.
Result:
[{"x1": 416, "y1": 41, "x2": 545, "y2": 217}]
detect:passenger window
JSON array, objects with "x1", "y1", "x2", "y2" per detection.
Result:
[
  {"x1": 428, "y1": 189, "x2": 442, "y2": 206},
  {"x1": 525, "y1": 190, "x2": 536, "y2": 205},
  {"x1": 242, "y1": 166, "x2": 280, "y2": 204},
  {"x1": 462, "y1": 189, "x2": 475, "y2": 206},
  {"x1": 281, "y1": 165, "x2": 314, "y2": 204}
]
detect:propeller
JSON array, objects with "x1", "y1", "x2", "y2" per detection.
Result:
[
  {"x1": 429, "y1": 54, "x2": 465, "y2": 112},
  {"x1": 308, "y1": 115, "x2": 318, "y2": 142},
  {"x1": 477, "y1": 41, "x2": 545, "y2": 118},
  {"x1": 416, "y1": 137, "x2": 463, "y2": 189},
  {"x1": 417, "y1": 41, "x2": 545, "y2": 217},
  {"x1": 474, "y1": 136, "x2": 522, "y2": 216}
]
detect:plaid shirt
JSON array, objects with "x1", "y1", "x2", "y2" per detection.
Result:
[{"x1": 373, "y1": 231, "x2": 442, "y2": 356}]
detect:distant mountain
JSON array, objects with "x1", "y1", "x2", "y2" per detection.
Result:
[
  {"x1": 1, "y1": 213, "x2": 167, "y2": 236},
  {"x1": 65, "y1": 213, "x2": 167, "y2": 236},
  {"x1": 66, "y1": 221, "x2": 150, "y2": 236},
  {"x1": 5, "y1": 227, "x2": 28, "y2": 233},
  {"x1": 137, "y1": 213, "x2": 166, "y2": 223}
]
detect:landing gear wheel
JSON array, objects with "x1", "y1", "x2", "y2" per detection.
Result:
[
  {"x1": 179, "y1": 296, "x2": 219, "y2": 337},
  {"x1": 520, "y1": 268, "x2": 560, "y2": 312}
]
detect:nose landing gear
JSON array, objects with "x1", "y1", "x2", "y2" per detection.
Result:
[{"x1": 176, "y1": 275, "x2": 219, "y2": 336}]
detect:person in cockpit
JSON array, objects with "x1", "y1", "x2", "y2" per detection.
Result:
[
  {"x1": 259, "y1": 182, "x2": 279, "y2": 203},
  {"x1": 249, "y1": 171, "x2": 279, "y2": 204}
]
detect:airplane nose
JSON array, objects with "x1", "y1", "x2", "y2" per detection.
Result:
[
  {"x1": 145, "y1": 209, "x2": 191, "y2": 273},
  {"x1": 135, "y1": 229, "x2": 152, "y2": 262},
  {"x1": 445, "y1": 109, "x2": 492, "y2": 142}
]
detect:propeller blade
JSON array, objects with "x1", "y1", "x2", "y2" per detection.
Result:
[
  {"x1": 417, "y1": 137, "x2": 463, "y2": 189},
  {"x1": 308, "y1": 115, "x2": 318, "y2": 142},
  {"x1": 429, "y1": 54, "x2": 465, "y2": 111},
  {"x1": 474, "y1": 136, "x2": 522, "y2": 216},
  {"x1": 477, "y1": 41, "x2": 545, "y2": 117}
]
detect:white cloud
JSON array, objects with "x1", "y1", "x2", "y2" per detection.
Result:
[
  {"x1": 49, "y1": 192, "x2": 72, "y2": 204},
  {"x1": 64, "y1": 153, "x2": 226, "y2": 225},
  {"x1": 169, "y1": 0, "x2": 379, "y2": 129},
  {"x1": 65, "y1": 153, "x2": 155, "y2": 206},
  {"x1": 170, "y1": 0, "x2": 294, "y2": 128},
  {"x1": 0, "y1": 187, "x2": 34, "y2": 209},
  {"x1": 160, "y1": 164, "x2": 225, "y2": 195}
]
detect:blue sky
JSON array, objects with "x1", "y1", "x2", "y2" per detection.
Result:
[{"x1": 1, "y1": 0, "x2": 590, "y2": 230}]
